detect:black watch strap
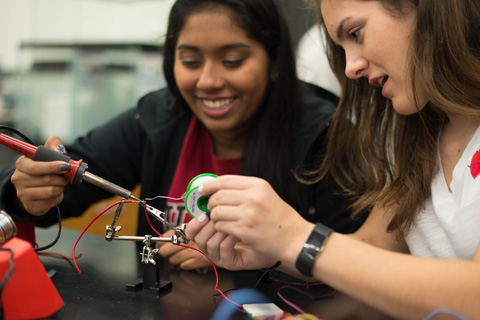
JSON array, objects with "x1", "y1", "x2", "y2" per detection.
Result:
[{"x1": 295, "y1": 223, "x2": 333, "y2": 277}]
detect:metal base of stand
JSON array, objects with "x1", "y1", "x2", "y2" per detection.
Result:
[
  {"x1": 125, "y1": 257, "x2": 172, "y2": 294},
  {"x1": 126, "y1": 279, "x2": 172, "y2": 294}
]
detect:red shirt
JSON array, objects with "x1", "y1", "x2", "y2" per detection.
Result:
[{"x1": 164, "y1": 117, "x2": 240, "y2": 229}]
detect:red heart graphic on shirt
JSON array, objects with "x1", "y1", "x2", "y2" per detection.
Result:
[{"x1": 471, "y1": 150, "x2": 480, "y2": 179}]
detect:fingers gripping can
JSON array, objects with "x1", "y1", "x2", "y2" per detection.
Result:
[{"x1": 185, "y1": 173, "x2": 218, "y2": 218}]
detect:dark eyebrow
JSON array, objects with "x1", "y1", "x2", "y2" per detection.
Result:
[
  {"x1": 176, "y1": 42, "x2": 251, "y2": 51},
  {"x1": 177, "y1": 44, "x2": 196, "y2": 50},
  {"x1": 222, "y1": 43, "x2": 251, "y2": 50},
  {"x1": 336, "y1": 17, "x2": 352, "y2": 41}
]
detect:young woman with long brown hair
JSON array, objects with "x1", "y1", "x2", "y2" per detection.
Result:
[{"x1": 187, "y1": 0, "x2": 480, "y2": 318}]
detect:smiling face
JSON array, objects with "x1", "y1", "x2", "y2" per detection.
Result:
[
  {"x1": 321, "y1": 0, "x2": 427, "y2": 115},
  {"x1": 173, "y1": 7, "x2": 271, "y2": 144}
]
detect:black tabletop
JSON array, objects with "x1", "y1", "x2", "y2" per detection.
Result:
[{"x1": 35, "y1": 227, "x2": 393, "y2": 320}]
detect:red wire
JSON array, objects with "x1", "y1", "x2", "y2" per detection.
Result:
[
  {"x1": 38, "y1": 251, "x2": 83, "y2": 270},
  {"x1": 144, "y1": 207, "x2": 163, "y2": 237},
  {"x1": 143, "y1": 208, "x2": 243, "y2": 309},
  {"x1": 178, "y1": 243, "x2": 242, "y2": 308},
  {"x1": 38, "y1": 251, "x2": 83, "y2": 260},
  {"x1": 72, "y1": 200, "x2": 137, "y2": 273},
  {"x1": 72, "y1": 199, "x2": 242, "y2": 309}
]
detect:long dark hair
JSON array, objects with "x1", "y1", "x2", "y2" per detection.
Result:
[
  {"x1": 163, "y1": 0, "x2": 299, "y2": 205},
  {"x1": 312, "y1": 0, "x2": 480, "y2": 233}
]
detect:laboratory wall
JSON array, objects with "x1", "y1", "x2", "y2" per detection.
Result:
[
  {"x1": 0, "y1": 0, "x2": 175, "y2": 71},
  {"x1": 0, "y1": 0, "x2": 173, "y2": 171}
]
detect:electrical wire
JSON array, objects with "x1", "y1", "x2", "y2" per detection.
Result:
[
  {"x1": 143, "y1": 206, "x2": 162, "y2": 237},
  {"x1": 0, "y1": 125, "x2": 62, "y2": 252},
  {"x1": 250, "y1": 313, "x2": 320, "y2": 320},
  {"x1": 422, "y1": 309, "x2": 469, "y2": 320},
  {"x1": 72, "y1": 199, "x2": 138, "y2": 273},
  {"x1": 143, "y1": 195, "x2": 184, "y2": 202},
  {"x1": 218, "y1": 267, "x2": 334, "y2": 317},
  {"x1": 181, "y1": 244, "x2": 243, "y2": 309},
  {"x1": 141, "y1": 205, "x2": 243, "y2": 309},
  {"x1": 35, "y1": 206, "x2": 62, "y2": 252},
  {"x1": 276, "y1": 285, "x2": 335, "y2": 315},
  {"x1": 0, "y1": 125, "x2": 35, "y2": 145},
  {"x1": 71, "y1": 196, "x2": 250, "y2": 310},
  {"x1": 37, "y1": 251, "x2": 83, "y2": 269},
  {"x1": 76, "y1": 198, "x2": 243, "y2": 308},
  {"x1": 0, "y1": 247, "x2": 15, "y2": 305}
]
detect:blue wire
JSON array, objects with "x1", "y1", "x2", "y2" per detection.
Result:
[{"x1": 423, "y1": 309, "x2": 469, "y2": 320}]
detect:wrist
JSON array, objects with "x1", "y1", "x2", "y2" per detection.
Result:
[{"x1": 279, "y1": 221, "x2": 315, "y2": 264}]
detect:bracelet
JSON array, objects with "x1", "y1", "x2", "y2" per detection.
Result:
[{"x1": 295, "y1": 223, "x2": 333, "y2": 277}]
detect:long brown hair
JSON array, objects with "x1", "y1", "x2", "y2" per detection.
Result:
[{"x1": 307, "y1": 0, "x2": 480, "y2": 234}]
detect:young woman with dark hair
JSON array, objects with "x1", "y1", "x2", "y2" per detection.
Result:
[{"x1": 0, "y1": 0, "x2": 359, "y2": 270}]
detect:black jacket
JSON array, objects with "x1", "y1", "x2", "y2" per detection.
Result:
[{"x1": 0, "y1": 83, "x2": 363, "y2": 236}]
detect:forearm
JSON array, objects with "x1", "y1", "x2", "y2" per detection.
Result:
[
  {"x1": 275, "y1": 262, "x2": 317, "y2": 283},
  {"x1": 309, "y1": 233, "x2": 480, "y2": 319}
]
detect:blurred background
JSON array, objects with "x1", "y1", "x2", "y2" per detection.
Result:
[{"x1": 0, "y1": 0, "x2": 315, "y2": 170}]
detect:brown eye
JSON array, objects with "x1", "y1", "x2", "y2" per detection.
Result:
[{"x1": 349, "y1": 28, "x2": 361, "y2": 42}]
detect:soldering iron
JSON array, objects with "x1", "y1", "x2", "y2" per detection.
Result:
[{"x1": 0, "y1": 133, "x2": 141, "y2": 201}]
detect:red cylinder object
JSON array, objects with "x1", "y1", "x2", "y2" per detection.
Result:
[{"x1": 0, "y1": 134, "x2": 37, "y2": 158}]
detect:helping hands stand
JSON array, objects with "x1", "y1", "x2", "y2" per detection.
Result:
[{"x1": 104, "y1": 199, "x2": 189, "y2": 294}]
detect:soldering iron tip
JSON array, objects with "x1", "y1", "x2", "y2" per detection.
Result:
[{"x1": 130, "y1": 195, "x2": 142, "y2": 202}]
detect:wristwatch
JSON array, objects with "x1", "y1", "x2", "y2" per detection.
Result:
[{"x1": 295, "y1": 223, "x2": 333, "y2": 277}]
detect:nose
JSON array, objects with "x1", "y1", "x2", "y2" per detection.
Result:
[
  {"x1": 344, "y1": 50, "x2": 368, "y2": 80},
  {"x1": 197, "y1": 62, "x2": 225, "y2": 90}
]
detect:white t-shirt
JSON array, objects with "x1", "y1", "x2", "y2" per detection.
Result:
[{"x1": 405, "y1": 125, "x2": 480, "y2": 260}]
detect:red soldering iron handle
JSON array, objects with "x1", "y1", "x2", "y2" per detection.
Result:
[
  {"x1": 0, "y1": 133, "x2": 87, "y2": 185},
  {"x1": 32, "y1": 146, "x2": 88, "y2": 185},
  {"x1": 0, "y1": 133, "x2": 37, "y2": 158}
]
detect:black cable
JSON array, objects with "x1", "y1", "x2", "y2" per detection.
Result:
[
  {"x1": 34, "y1": 206, "x2": 62, "y2": 252},
  {"x1": 252, "y1": 268, "x2": 276, "y2": 288},
  {"x1": 0, "y1": 125, "x2": 35, "y2": 145},
  {"x1": 213, "y1": 268, "x2": 275, "y2": 300},
  {"x1": 0, "y1": 247, "x2": 15, "y2": 301},
  {"x1": 0, "y1": 125, "x2": 62, "y2": 251}
]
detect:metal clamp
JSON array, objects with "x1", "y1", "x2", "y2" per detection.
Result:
[
  {"x1": 105, "y1": 198, "x2": 124, "y2": 241},
  {"x1": 141, "y1": 203, "x2": 190, "y2": 244},
  {"x1": 114, "y1": 233, "x2": 188, "y2": 265}
]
